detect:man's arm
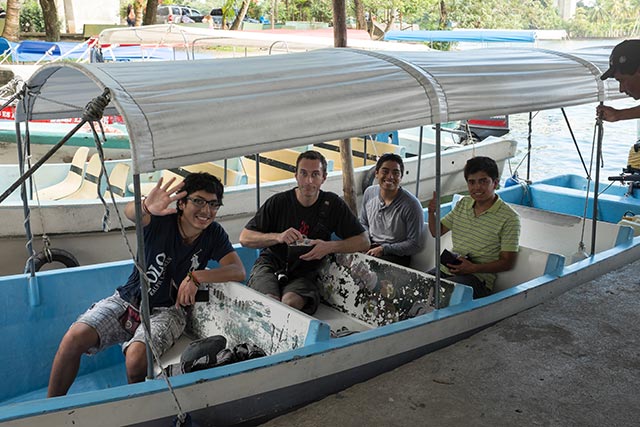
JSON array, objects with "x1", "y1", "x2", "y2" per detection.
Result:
[
  {"x1": 300, "y1": 232, "x2": 370, "y2": 261},
  {"x1": 597, "y1": 104, "x2": 640, "y2": 122},
  {"x1": 175, "y1": 251, "x2": 246, "y2": 307},
  {"x1": 239, "y1": 227, "x2": 305, "y2": 248},
  {"x1": 445, "y1": 250, "x2": 518, "y2": 276}
]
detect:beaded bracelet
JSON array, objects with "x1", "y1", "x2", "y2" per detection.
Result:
[
  {"x1": 188, "y1": 271, "x2": 200, "y2": 288},
  {"x1": 141, "y1": 197, "x2": 151, "y2": 215}
]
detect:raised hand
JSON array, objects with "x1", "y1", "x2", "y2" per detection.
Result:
[{"x1": 145, "y1": 177, "x2": 187, "y2": 216}]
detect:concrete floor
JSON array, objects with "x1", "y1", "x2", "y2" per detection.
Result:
[{"x1": 262, "y1": 260, "x2": 640, "y2": 427}]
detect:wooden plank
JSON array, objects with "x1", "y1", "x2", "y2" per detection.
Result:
[
  {"x1": 181, "y1": 162, "x2": 247, "y2": 186},
  {"x1": 240, "y1": 157, "x2": 294, "y2": 184}
]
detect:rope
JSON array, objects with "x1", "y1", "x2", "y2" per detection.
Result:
[
  {"x1": 506, "y1": 111, "x2": 539, "y2": 179},
  {"x1": 576, "y1": 118, "x2": 601, "y2": 257},
  {"x1": 87, "y1": 121, "x2": 189, "y2": 425},
  {"x1": 84, "y1": 91, "x2": 187, "y2": 420}
]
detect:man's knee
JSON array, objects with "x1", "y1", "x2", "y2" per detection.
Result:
[
  {"x1": 59, "y1": 323, "x2": 99, "y2": 356},
  {"x1": 281, "y1": 292, "x2": 305, "y2": 310},
  {"x1": 125, "y1": 341, "x2": 148, "y2": 383}
]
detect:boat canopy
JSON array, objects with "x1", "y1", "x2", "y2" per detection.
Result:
[
  {"x1": 17, "y1": 46, "x2": 621, "y2": 174},
  {"x1": 97, "y1": 24, "x2": 432, "y2": 52},
  {"x1": 384, "y1": 29, "x2": 537, "y2": 44}
]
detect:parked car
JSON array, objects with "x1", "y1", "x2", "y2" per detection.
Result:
[
  {"x1": 209, "y1": 8, "x2": 259, "y2": 26},
  {"x1": 156, "y1": 4, "x2": 204, "y2": 24},
  {"x1": 181, "y1": 6, "x2": 204, "y2": 23}
]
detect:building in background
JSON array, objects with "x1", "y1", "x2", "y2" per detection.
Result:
[
  {"x1": 58, "y1": 0, "x2": 120, "y2": 34},
  {"x1": 553, "y1": 0, "x2": 576, "y2": 20}
]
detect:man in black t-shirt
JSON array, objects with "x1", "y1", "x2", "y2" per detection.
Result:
[
  {"x1": 240, "y1": 150, "x2": 369, "y2": 314},
  {"x1": 47, "y1": 173, "x2": 245, "y2": 397}
]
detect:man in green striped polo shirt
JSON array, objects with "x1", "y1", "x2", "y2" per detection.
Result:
[{"x1": 427, "y1": 156, "x2": 520, "y2": 298}]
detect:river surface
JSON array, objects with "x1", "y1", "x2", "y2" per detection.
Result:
[{"x1": 493, "y1": 38, "x2": 638, "y2": 184}]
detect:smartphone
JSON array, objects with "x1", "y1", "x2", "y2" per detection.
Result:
[{"x1": 440, "y1": 249, "x2": 462, "y2": 266}]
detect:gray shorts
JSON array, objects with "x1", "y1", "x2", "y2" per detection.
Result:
[
  {"x1": 247, "y1": 257, "x2": 319, "y2": 314},
  {"x1": 76, "y1": 291, "x2": 187, "y2": 356}
]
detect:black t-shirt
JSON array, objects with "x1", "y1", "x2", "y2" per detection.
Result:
[
  {"x1": 244, "y1": 188, "x2": 365, "y2": 274},
  {"x1": 117, "y1": 214, "x2": 234, "y2": 308}
]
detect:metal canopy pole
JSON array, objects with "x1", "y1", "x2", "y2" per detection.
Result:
[
  {"x1": 591, "y1": 105, "x2": 604, "y2": 255},
  {"x1": 131, "y1": 175, "x2": 154, "y2": 379},
  {"x1": 415, "y1": 126, "x2": 424, "y2": 197},
  {"x1": 255, "y1": 154, "x2": 261, "y2": 211},
  {"x1": 527, "y1": 112, "x2": 532, "y2": 181},
  {"x1": 435, "y1": 123, "x2": 442, "y2": 309},
  {"x1": 16, "y1": 122, "x2": 37, "y2": 279}
]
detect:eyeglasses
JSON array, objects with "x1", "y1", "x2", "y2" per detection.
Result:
[{"x1": 186, "y1": 197, "x2": 223, "y2": 210}]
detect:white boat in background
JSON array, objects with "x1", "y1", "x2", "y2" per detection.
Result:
[
  {"x1": 0, "y1": 134, "x2": 516, "y2": 275},
  {"x1": 0, "y1": 44, "x2": 636, "y2": 425}
]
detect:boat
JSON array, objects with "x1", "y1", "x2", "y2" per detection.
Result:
[{"x1": 0, "y1": 44, "x2": 634, "y2": 425}]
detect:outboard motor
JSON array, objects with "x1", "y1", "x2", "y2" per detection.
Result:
[{"x1": 608, "y1": 140, "x2": 640, "y2": 188}]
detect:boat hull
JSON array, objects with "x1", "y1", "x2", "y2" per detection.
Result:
[{"x1": 2, "y1": 236, "x2": 639, "y2": 426}]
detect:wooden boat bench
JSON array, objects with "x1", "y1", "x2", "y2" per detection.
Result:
[
  {"x1": 240, "y1": 156, "x2": 294, "y2": 183},
  {"x1": 410, "y1": 221, "x2": 565, "y2": 293},
  {"x1": 134, "y1": 162, "x2": 248, "y2": 195},
  {"x1": 258, "y1": 149, "x2": 334, "y2": 173},
  {"x1": 511, "y1": 204, "x2": 635, "y2": 263},
  {"x1": 312, "y1": 138, "x2": 407, "y2": 170},
  {"x1": 155, "y1": 282, "x2": 331, "y2": 375},
  {"x1": 317, "y1": 253, "x2": 457, "y2": 328}
]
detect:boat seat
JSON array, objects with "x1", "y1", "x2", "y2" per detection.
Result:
[
  {"x1": 35, "y1": 146, "x2": 89, "y2": 200},
  {"x1": 181, "y1": 162, "x2": 247, "y2": 186},
  {"x1": 492, "y1": 246, "x2": 564, "y2": 292},
  {"x1": 133, "y1": 169, "x2": 182, "y2": 196},
  {"x1": 240, "y1": 156, "x2": 294, "y2": 184},
  {"x1": 259, "y1": 149, "x2": 334, "y2": 172},
  {"x1": 154, "y1": 282, "x2": 331, "y2": 377},
  {"x1": 318, "y1": 252, "x2": 457, "y2": 328},
  {"x1": 133, "y1": 163, "x2": 247, "y2": 196},
  {"x1": 103, "y1": 163, "x2": 130, "y2": 199},
  {"x1": 317, "y1": 137, "x2": 406, "y2": 162},
  {"x1": 409, "y1": 221, "x2": 565, "y2": 293},
  {"x1": 59, "y1": 153, "x2": 102, "y2": 200}
]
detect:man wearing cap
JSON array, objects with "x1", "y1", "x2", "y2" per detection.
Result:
[{"x1": 597, "y1": 39, "x2": 640, "y2": 122}]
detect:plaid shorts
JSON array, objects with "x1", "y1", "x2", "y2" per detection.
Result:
[{"x1": 76, "y1": 291, "x2": 187, "y2": 356}]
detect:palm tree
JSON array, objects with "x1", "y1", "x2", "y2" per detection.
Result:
[
  {"x1": 39, "y1": 0, "x2": 60, "y2": 41},
  {"x1": 1, "y1": 0, "x2": 20, "y2": 42}
]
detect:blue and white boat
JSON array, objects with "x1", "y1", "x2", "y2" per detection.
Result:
[{"x1": 0, "y1": 45, "x2": 637, "y2": 426}]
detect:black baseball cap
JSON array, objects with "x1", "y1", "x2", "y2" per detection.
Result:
[{"x1": 601, "y1": 40, "x2": 640, "y2": 80}]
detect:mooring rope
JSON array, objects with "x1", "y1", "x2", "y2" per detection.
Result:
[{"x1": 85, "y1": 90, "x2": 189, "y2": 423}]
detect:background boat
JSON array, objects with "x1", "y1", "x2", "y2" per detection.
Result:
[{"x1": 0, "y1": 135, "x2": 516, "y2": 275}]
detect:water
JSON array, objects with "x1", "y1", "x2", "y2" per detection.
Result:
[
  {"x1": 498, "y1": 38, "x2": 638, "y2": 184},
  {"x1": 503, "y1": 97, "x2": 638, "y2": 184}
]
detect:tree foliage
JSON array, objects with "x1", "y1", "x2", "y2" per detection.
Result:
[{"x1": 568, "y1": 0, "x2": 640, "y2": 38}]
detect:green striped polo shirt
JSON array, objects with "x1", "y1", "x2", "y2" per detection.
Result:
[{"x1": 441, "y1": 195, "x2": 520, "y2": 289}]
